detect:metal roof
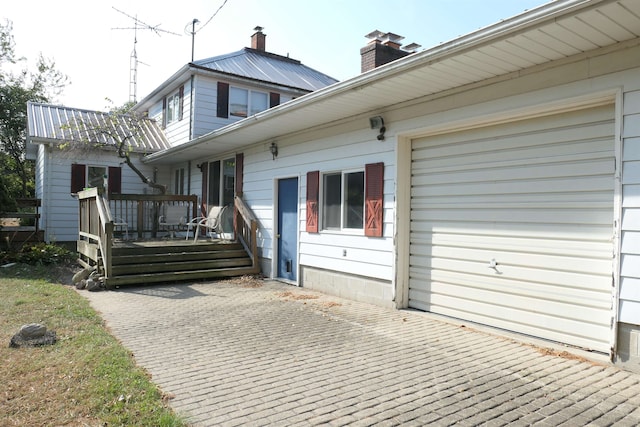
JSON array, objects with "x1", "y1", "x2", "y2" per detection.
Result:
[
  {"x1": 27, "y1": 102, "x2": 170, "y2": 153},
  {"x1": 146, "y1": 0, "x2": 640, "y2": 164},
  {"x1": 192, "y1": 48, "x2": 338, "y2": 92}
]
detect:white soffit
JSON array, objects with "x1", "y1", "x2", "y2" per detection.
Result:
[{"x1": 146, "y1": 0, "x2": 640, "y2": 164}]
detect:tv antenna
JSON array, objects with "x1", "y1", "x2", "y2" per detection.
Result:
[{"x1": 112, "y1": 7, "x2": 180, "y2": 103}]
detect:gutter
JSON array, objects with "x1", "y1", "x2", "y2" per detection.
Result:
[{"x1": 144, "y1": 0, "x2": 608, "y2": 164}]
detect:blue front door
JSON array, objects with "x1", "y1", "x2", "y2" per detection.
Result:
[{"x1": 277, "y1": 177, "x2": 298, "y2": 281}]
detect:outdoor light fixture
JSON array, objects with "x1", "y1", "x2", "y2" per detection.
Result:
[
  {"x1": 270, "y1": 141, "x2": 278, "y2": 160},
  {"x1": 369, "y1": 116, "x2": 386, "y2": 141}
]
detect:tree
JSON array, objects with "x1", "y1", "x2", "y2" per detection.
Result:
[
  {"x1": 0, "y1": 19, "x2": 67, "y2": 198},
  {"x1": 59, "y1": 100, "x2": 167, "y2": 194}
]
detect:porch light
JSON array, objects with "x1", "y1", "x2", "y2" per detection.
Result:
[
  {"x1": 270, "y1": 141, "x2": 278, "y2": 160},
  {"x1": 369, "y1": 116, "x2": 386, "y2": 141}
]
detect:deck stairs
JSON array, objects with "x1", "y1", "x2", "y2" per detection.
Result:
[{"x1": 103, "y1": 240, "x2": 258, "y2": 288}]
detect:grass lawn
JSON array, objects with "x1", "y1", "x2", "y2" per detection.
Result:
[{"x1": 0, "y1": 263, "x2": 187, "y2": 426}]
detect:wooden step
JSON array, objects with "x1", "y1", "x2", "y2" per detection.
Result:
[
  {"x1": 112, "y1": 257, "x2": 252, "y2": 276},
  {"x1": 106, "y1": 266, "x2": 259, "y2": 288},
  {"x1": 104, "y1": 238, "x2": 258, "y2": 288}
]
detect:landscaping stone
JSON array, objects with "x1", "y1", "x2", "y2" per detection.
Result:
[{"x1": 9, "y1": 323, "x2": 57, "y2": 348}]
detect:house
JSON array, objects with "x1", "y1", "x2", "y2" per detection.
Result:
[
  {"x1": 141, "y1": 0, "x2": 640, "y2": 370},
  {"x1": 26, "y1": 28, "x2": 338, "y2": 242},
  {"x1": 26, "y1": 103, "x2": 171, "y2": 242}
]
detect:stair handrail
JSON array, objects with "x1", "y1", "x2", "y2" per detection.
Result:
[
  {"x1": 78, "y1": 188, "x2": 114, "y2": 279},
  {"x1": 234, "y1": 195, "x2": 260, "y2": 273}
]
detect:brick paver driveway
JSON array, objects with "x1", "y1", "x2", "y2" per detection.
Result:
[{"x1": 82, "y1": 279, "x2": 640, "y2": 426}]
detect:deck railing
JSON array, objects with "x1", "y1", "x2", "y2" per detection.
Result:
[
  {"x1": 234, "y1": 195, "x2": 260, "y2": 272},
  {"x1": 109, "y1": 194, "x2": 198, "y2": 239}
]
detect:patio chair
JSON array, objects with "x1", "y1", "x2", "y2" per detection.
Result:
[
  {"x1": 186, "y1": 205, "x2": 227, "y2": 242},
  {"x1": 159, "y1": 204, "x2": 188, "y2": 238},
  {"x1": 112, "y1": 217, "x2": 129, "y2": 240}
]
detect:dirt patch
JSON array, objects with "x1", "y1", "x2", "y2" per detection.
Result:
[
  {"x1": 224, "y1": 275, "x2": 264, "y2": 288},
  {"x1": 277, "y1": 291, "x2": 319, "y2": 300}
]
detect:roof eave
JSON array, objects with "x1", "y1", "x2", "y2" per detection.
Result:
[{"x1": 144, "y1": 0, "x2": 617, "y2": 164}]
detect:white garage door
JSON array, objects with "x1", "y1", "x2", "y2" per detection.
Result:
[{"x1": 409, "y1": 105, "x2": 615, "y2": 353}]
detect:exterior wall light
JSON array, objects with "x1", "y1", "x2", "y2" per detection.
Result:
[
  {"x1": 270, "y1": 141, "x2": 278, "y2": 160},
  {"x1": 369, "y1": 116, "x2": 386, "y2": 141}
]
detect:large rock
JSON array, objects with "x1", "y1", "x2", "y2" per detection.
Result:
[
  {"x1": 9, "y1": 323, "x2": 57, "y2": 348},
  {"x1": 19, "y1": 323, "x2": 46, "y2": 339}
]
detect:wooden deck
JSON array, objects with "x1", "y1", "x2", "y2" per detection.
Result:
[{"x1": 77, "y1": 191, "x2": 261, "y2": 287}]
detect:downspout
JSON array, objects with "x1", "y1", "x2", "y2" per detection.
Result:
[{"x1": 188, "y1": 74, "x2": 195, "y2": 195}]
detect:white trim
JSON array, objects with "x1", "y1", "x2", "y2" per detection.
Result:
[
  {"x1": 396, "y1": 89, "x2": 620, "y2": 350},
  {"x1": 611, "y1": 88, "x2": 625, "y2": 357},
  {"x1": 395, "y1": 135, "x2": 412, "y2": 308}
]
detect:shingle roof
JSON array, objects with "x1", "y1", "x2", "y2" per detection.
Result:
[
  {"x1": 192, "y1": 48, "x2": 338, "y2": 92},
  {"x1": 27, "y1": 102, "x2": 170, "y2": 153}
]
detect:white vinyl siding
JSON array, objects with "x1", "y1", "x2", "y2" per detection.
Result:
[
  {"x1": 408, "y1": 105, "x2": 615, "y2": 352},
  {"x1": 40, "y1": 150, "x2": 159, "y2": 242},
  {"x1": 241, "y1": 127, "x2": 394, "y2": 284}
]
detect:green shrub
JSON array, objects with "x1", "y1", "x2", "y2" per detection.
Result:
[{"x1": 1, "y1": 243, "x2": 76, "y2": 266}]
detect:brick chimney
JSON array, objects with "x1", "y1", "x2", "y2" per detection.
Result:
[
  {"x1": 360, "y1": 31, "x2": 419, "y2": 73},
  {"x1": 251, "y1": 26, "x2": 266, "y2": 51}
]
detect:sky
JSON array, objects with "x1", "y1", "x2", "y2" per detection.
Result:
[{"x1": 3, "y1": 0, "x2": 549, "y2": 111}]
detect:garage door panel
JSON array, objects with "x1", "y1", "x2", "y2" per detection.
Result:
[
  {"x1": 409, "y1": 291, "x2": 610, "y2": 351},
  {"x1": 409, "y1": 105, "x2": 615, "y2": 353},
  {"x1": 413, "y1": 176, "x2": 614, "y2": 198},
  {"x1": 425, "y1": 270, "x2": 611, "y2": 308},
  {"x1": 412, "y1": 158, "x2": 614, "y2": 186},
  {"x1": 421, "y1": 281, "x2": 611, "y2": 322},
  {"x1": 413, "y1": 105, "x2": 613, "y2": 152},
  {"x1": 410, "y1": 256, "x2": 610, "y2": 291},
  {"x1": 417, "y1": 194, "x2": 612, "y2": 209},
  {"x1": 412, "y1": 207, "x2": 613, "y2": 225},
  {"x1": 413, "y1": 131, "x2": 614, "y2": 169},
  {"x1": 425, "y1": 232, "x2": 614, "y2": 258},
  {"x1": 427, "y1": 244, "x2": 613, "y2": 275},
  {"x1": 410, "y1": 220, "x2": 611, "y2": 240}
]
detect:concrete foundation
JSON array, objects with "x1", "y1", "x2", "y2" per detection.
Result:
[{"x1": 300, "y1": 265, "x2": 394, "y2": 308}]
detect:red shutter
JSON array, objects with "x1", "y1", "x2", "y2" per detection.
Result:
[
  {"x1": 365, "y1": 162, "x2": 384, "y2": 237},
  {"x1": 306, "y1": 171, "x2": 319, "y2": 233},
  {"x1": 200, "y1": 162, "x2": 208, "y2": 216},
  {"x1": 71, "y1": 163, "x2": 86, "y2": 193},
  {"x1": 162, "y1": 97, "x2": 167, "y2": 128},
  {"x1": 269, "y1": 92, "x2": 280, "y2": 108},
  {"x1": 217, "y1": 82, "x2": 229, "y2": 118},
  {"x1": 235, "y1": 153, "x2": 244, "y2": 197},
  {"x1": 108, "y1": 166, "x2": 122, "y2": 195},
  {"x1": 178, "y1": 85, "x2": 184, "y2": 121}
]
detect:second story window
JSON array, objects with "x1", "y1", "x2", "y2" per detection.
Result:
[
  {"x1": 230, "y1": 87, "x2": 248, "y2": 118},
  {"x1": 166, "y1": 92, "x2": 181, "y2": 124},
  {"x1": 229, "y1": 87, "x2": 269, "y2": 118},
  {"x1": 163, "y1": 85, "x2": 184, "y2": 127}
]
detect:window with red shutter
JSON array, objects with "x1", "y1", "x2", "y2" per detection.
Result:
[
  {"x1": 71, "y1": 163, "x2": 86, "y2": 194},
  {"x1": 108, "y1": 166, "x2": 122, "y2": 195},
  {"x1": 269, "y1": 92, "x2": 280, "y2": 108},
  {"x1": 217, "y1": 82, "x2": 229, "y2": 118},
  {"x1": 365, "y1": 162, "x2": 384, "y2": 237},
  {"x1": 306, "y1": 171, "x2": 319, "y2": 233},
  {"x1": 235, "y1": 153, "x2": 244, "y2": 197}
]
